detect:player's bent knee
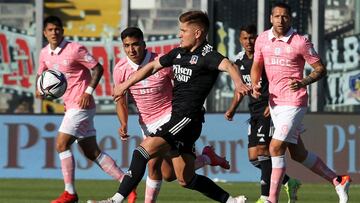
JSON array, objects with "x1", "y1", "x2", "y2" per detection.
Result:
[
  {"x1": 55, "y1": 143, "x2": 69, "y2": 153},
  {"x1": 257, "y1": 145, "x2": 270, "y2": 155}
]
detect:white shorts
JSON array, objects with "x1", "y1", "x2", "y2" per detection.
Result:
[
  {"x1": 59, "y1": 108, "x2": 96, "y2": 139},
  {"x1": 140, "y1": 113, "x2": 171, "y2": 138},
  {"x1": 270, "y1": 105, "x2": 306, "y2": 144}
]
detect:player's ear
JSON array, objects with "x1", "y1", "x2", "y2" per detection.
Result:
[{"x1": 195, "y1": 28, "x2": 203, "y2": 39}]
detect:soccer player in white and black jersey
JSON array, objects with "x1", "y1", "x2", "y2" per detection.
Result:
[
  {"x1": 225, "y1": 24, "x2": 301, "y2": 203},
  {"x1": 90, "y1": 10, "x2": 251, "y2": 203}
]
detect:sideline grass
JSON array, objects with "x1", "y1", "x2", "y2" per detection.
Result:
[{"x1": 0, "y1": 178, "x2": 359, "y2": 202}]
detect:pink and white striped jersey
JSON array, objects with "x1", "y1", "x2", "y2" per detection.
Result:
[
  {"x1": 113, "y1": 51, "x2": 173, "y2": 125},
  {"x1": 37, "y1": 39, "x2": 98, "y2": 109},
  {"x1": 254, "y1": 27, "x2": 321, "y2": 107}
]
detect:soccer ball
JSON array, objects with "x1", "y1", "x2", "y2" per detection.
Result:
[{"x1": 37, "y1": 69, "x2": 67, "y2": 99}]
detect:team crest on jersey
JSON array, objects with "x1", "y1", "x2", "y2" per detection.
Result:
[
  {"x1": 189, "y1": 55, "x2": 198, "y2": 64},
  {"x1": 274, "y1": 47, "x2": 281, "y2": 55},
  {"x1": 84, "y1": 53, "x2": 95, "y2": 62},
  {"x1": 286, "y1": 46, "x2": 292, "y2": 53}
]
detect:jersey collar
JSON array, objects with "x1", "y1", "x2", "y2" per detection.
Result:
[
  {"x1": 48, "y1": 38, "x2": 68, "y2": 55},
  {"x1": 268, "y1": 27, "x2": 294, "y2": 42},
  {"x1": 126, "y1": 50, "x2": 151, "y2": 70}
]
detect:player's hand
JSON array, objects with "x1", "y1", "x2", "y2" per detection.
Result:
[
  {"x1": 35, "y1": 90, "x2": 44, "y2": 99},
  {"x1": 77, "y1": 93, "x2": 92, "y2": 109},
  {"x1": 235, "y1": 82, "x2": 251, "y2": 97},
  {"x1": 113, "y1": 84, "x2": 127, "y2": 102},
  {"x1": 224, "y1": 110, "x2": 235, "y2": 121},
  {"x1": 251, "y1": 84, "x2": 261, "y2": 99},
  {"x1": 289, "y1": 78, "x2": 304, "y2": 92},
  {"x1": 118, "y1": 124, "x2": 129, "y2": 141}
]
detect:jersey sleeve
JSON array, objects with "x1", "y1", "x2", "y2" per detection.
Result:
[
  {"x1": 204, "y1": 51, "x2": 225, "y2": 70},
  {"x1": 37, "y1": 51, "x2": 48, "y2": 75},
  {"x1": 159, "y1": 48, "x2": 179, "y2": 67},
  {"x1": 254, "y1": 33, "x2": 265, "y2": 63},
  {"x1": 300, "y1": 37, "x2": 321, "y2": 65},
  {"x1": 112, "y1": 62, "x2": 125, "y2": 85},
  {"x1": 76, "y1": 45, "x2": 99, "y2": 69}
]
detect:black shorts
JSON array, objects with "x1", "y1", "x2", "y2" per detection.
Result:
[
  {"x1": 248, "y1": 116, "x2": 272, "y2": 148},
  {"x1": 150, "y1": 114, "x2": 203, "y2": 157}
]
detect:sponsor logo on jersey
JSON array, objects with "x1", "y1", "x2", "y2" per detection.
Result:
[
  {"x1": 125, "y1": 170, "x2": 132, "y2": 178},
  {"x1": 202, "y1": 44, "x2": 213, "y2": 56},
  {"x1": 176, "y1": 53, "x2": 181, "y2": 59},
  {"x1": 286, "y1": 46, "x2": 292, "y2": 53},
  {"x1": 173, "y1": 64, "x2": 192, "y2": 82},
  {"x1": 265, "y1": 57, "x2": 291, "y2": 67},
  {"x1": 189, "y1": 55, "x2": 198, "y2": 64}
]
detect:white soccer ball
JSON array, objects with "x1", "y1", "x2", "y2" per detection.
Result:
[{"x1": 37, "y1": 69, "x2": 67, "y2": 99}]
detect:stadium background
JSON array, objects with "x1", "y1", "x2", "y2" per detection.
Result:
[{"x1": 0, "y1": 0, "x2": 359, "y2": 189}]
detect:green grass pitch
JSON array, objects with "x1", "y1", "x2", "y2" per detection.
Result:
[{"x1": 0, "y1": 179, "x2": 359, "y2": 202}]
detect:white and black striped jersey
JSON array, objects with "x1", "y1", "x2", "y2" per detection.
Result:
[{"x1": 160, "y1": 42, "x2": 224, "y2": 117}]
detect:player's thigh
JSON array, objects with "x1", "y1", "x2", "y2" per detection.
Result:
[
  {"x1": 250, "y1": 116, "x2": 271, "y2": 156},
  {"x1": 248, "y1": 147, "x2": 258, "y2": 160},
  {"x1": 151, "y1": 115, "x2": 202, "y2": 156},
  {"x1": 172, "y1": 153, "x2": 195, "y2": 186},
  {"x1": 59, "y1": 108, "x2": 96, "y2": 139},
  {"x1": 78, "y1": 136, "x2": 101, "y2": 160},
  {"x1": 270, "y1": 106, "x2": 306, "y2": 144},
  {"x1": 141, "y1": 136, "x2": 171, "y2": 158}
]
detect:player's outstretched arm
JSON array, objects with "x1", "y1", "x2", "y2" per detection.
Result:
[
  {"x1": 218, "y1": 58, "x2": 251, "y2": 97},
  {"x1": 250, "y1": 60, "x2": 264, "y2": 99},
  {"x1": 225, "y1": 91, "x2": 243, "y2": 121},
  {"x1": 113, "y1": 59, "x2": 163, "y2": 101}
]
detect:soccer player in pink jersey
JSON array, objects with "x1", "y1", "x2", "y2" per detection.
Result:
[
  {"x1": 113, "y1": 27, "x2": 231, "y2": 203},
  {"x1": 250, "y1": 3, "x2": 351, "y2": 203},
  {"x1": 36, "y1": 16, "x2": 132, "y2": 203},
  {"x1": 225, "y1": 24, "x2": 301, "y2": 203}
]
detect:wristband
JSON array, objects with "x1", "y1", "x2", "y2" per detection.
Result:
[{"x1": 85, "y1": 86, "x2": 94, "y2": 95}]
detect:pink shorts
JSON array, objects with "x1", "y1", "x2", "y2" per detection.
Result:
[
  {"x1": 269, "y1": 105, "x2": 306, "y2": 144},
  {"x1": 59, "y1": 108, "x2": 96, "y2": 139}
]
